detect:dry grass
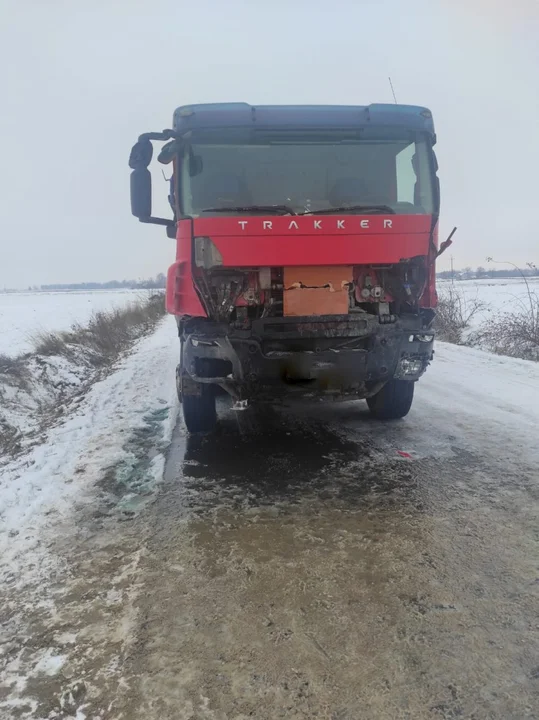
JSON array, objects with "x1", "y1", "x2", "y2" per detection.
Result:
[
  {"x1": 473, "y1": 299, "x2": 539, "y2": 362},
  {"x1": 32, "y1": 293, "x2": 165, "y2": 365},
  {"x1": 32, "y1": 332, "x2": 70, "y2": 357},
  {"x1": 434, "y1": 287, "x2": 486, "y2": 345},
  {"x1": 435, "y1": 284, "x2": 539, "y2": 362},
  {"x1": 475, "y1": 259, "x2": 539, "y2": 360},
  {"x1": 0, "y1": 353, "x2": 29, "y2": 380}
]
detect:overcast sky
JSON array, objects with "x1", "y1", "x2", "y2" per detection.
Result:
[{"x1": 0, "y1": 0, "x2": 537, "y2": 288}]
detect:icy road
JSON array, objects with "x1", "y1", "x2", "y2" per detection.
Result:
[{"x1": 1, "y1": 320, "x2": 539, "y2": 719}]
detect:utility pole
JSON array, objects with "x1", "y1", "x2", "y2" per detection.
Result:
[{"x1": 451, "y1": 255, "x2": 454, "y2": 285}]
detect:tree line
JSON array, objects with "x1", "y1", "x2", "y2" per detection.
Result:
[
  {"x1": 31, "y1": 274, "x2": 167, "y2": 292},
  {"x1": 438, "y1": 265, "x2": 538, "y2": 281}
]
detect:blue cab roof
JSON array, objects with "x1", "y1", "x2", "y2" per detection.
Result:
[{"x1": 173, "y1": 102, "x2": 435, "y2": 138}]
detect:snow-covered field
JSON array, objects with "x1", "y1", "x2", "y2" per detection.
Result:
[
  {"x1": 0, "y1": 289, "x2": 151, "y2": 356},
  {"x1": 437, "y1": 277, "x2": 539, "y2": 328}
]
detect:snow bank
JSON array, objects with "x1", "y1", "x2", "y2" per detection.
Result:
[
  {"x1": 0, "y1": 317, "x2": 179, "y2": 587},
  {"x1": 0, "y1": 295, "x2": 165, "y2": 457},
  {"x1": 0, "y1": 349, "x2": 95, "y2": 455}
]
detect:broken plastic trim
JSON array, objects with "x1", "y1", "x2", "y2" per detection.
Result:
[{"x1": 194, "y1": 237, "x2": 224, "y2": 269}]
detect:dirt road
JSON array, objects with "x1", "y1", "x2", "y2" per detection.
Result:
[{"x1": 2, "y1": 345, "x2": 539, "y2": 719}]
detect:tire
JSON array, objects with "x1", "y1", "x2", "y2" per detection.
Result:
[
  {"x1": 175, "y1": 363, "x2": 183, "y2": 403},
  {"x1": 367, "y1": 379, "x2": 415, "y2": 420},
  {"x1": 182, "y1": 382, "x2": 217, "y2": 433}
]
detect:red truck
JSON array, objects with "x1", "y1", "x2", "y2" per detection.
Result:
[{"x1": 129, "y1": 103, "x2": 444, "y2": 432}]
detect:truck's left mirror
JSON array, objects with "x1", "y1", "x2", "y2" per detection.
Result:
[{"x1": 130, "y1": 167, "x2": 152, "y2": 218}]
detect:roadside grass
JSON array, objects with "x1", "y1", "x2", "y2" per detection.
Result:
[
  {"x1": 435, "y1": 285, "x2": 539, "y2": 362},
  {"x1": 473, "y1": 298, "x2": 539, "y2": 362},
  {"x1": 32, "y1": 293, "x2": 165, "y2": 365},
  {"x1": 0, "y1": 353, "x2": 28, "y2": 379},
  {"x1": 0, "y1": 293, "x2": 166, "y2": 458},
  {"x1": 434, "y1": 287, "x2": 485, "y2": 345}
]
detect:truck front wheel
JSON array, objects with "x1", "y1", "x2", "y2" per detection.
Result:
[
  {"x1": 367, "y1": 379, "x2": 415, "y2": 420},
  {"x1": 181, "y1": 379, "x2": 217, "y2": 433}
]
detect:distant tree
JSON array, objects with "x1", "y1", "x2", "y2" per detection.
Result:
[
  {"x1": 39, "y1": 277, "x2": 166, "y2": 291},
  {"x1": 438, "y1": 264, "x2": 538, "y2": 282}
]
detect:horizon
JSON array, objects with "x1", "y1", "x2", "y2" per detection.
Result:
[{"x1": 2, "y1": 265, "x2": 537, "y2": 294}]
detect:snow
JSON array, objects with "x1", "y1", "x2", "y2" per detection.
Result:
[
  {"x1": 0, "y1": 317, "x2": 179, "y2": 588},
  {"x1": 32, "y1": 650, "x2": 67, "y2": 676},
  {"x1": 0, "y1": 289, "x2": 150, "y2": 356},
  {"x1": 423, "y1": 341, "x2": 539, "y2": 438},
  {"x1": 437, "y1": 277, "x2": 539, "y2": 328},
  {"x1": 1, "y1": 349, "x2": 92, "y2": 441}
]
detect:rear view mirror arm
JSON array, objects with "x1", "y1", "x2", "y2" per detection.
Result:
[
  {"x1": 138, "y1": 129, "x2": 177, "y2": 143},
  {"x1": 139, "y1": 217, "x2": 175, "y2": 227}
]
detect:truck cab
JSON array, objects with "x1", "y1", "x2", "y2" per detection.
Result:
[{"x1": 129, "y1": 103, "x2": 440, "y2": 432}]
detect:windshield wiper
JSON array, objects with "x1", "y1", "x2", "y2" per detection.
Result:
[
  {"x1": 201, "y1": 205, "x2": 296, "y2": 215},
  {"x1": 302, "y1": 204, "x2": 396, "y2": 215}
]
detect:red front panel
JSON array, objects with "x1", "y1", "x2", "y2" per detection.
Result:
[
  {"x1": 193, "y1": 215, "x2": 432, "y2": 266},
  {"x1": 166, "y1": 216, "x2": 437, "y2": 316}
]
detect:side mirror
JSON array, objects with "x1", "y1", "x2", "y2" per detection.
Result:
[
  {"x1": 130, "y1": 167, "x2": 152, "y2": 218},
  {"x1": 129, "y1": 132, "x2": 176, "y2": 230}
]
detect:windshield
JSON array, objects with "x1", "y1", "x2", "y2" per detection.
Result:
[{"x1": 179, "y1": 129, "x2": 435, "y2": 217}]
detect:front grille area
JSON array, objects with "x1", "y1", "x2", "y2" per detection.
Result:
[{"x1": 262, "y1": 336, "x2": 371, "y2": 354}]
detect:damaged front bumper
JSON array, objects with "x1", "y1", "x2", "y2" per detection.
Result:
[{"x1": 182, "y1": 315, "x2": 434, "y2": 400}]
